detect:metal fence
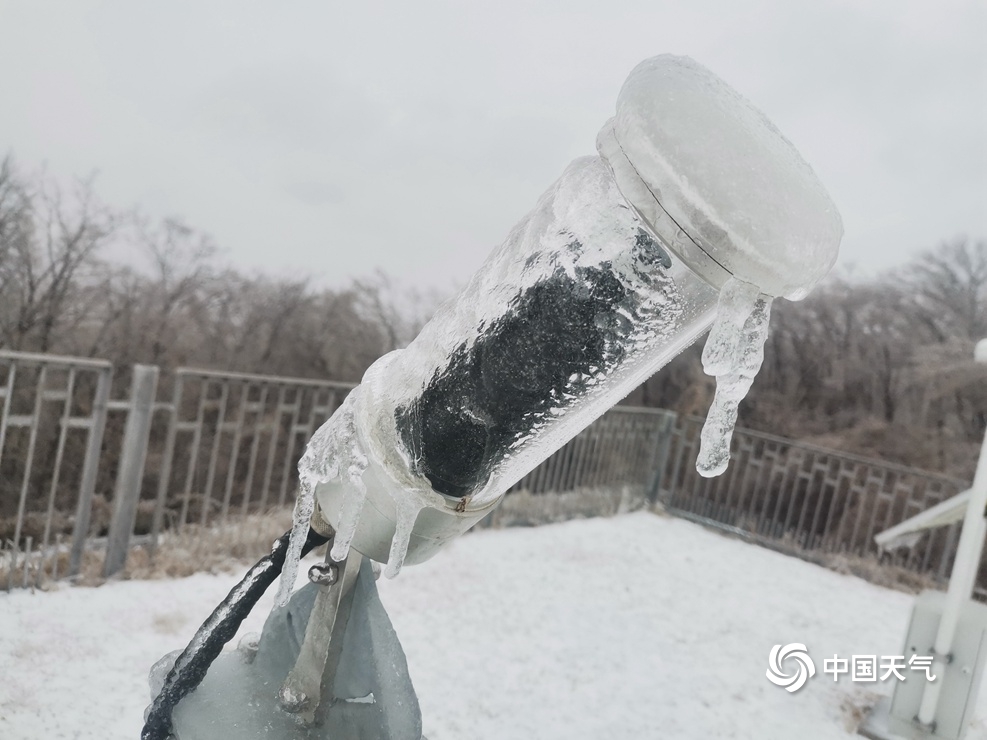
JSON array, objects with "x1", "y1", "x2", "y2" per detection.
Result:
[
  {"x1": 0, "y1": 348, "x2": 978, "y2": 596},
  {"x1": 509, "y1": 405, "x2": 675, "y2": 497},
  {"x1": 0, "y1": 352, "x2": 112, "y2": 585},
  {"x1": 485, "y1": 407, "x2": 676, "y2": 527},
  {"x1": 151, "y1": 368, "x2": 352, "y2": 536},
  {"x1": 654, "y1": 415, "x2": 970, "y2": 587},
  {"x1": 0, "y1": 351, "x2": 355, "y2": 589}
]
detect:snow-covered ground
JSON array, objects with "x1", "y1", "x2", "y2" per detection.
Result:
[{"x1": 1, "y1": 511, "x2": 985, "y2": 739}]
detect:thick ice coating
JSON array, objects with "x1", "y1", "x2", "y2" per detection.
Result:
[
  {"x1": 371, "y1": 157, "x2": 716, "y2": 508},
  {"x1": 296, "y1": 156, "x2": 720, "y2": 577},
  {"x1": 277, "y1": 54, "x2": 843, "y2": 585},
  {"x1": 607, "y1": 54, "x2": 843, "y2": 300}
]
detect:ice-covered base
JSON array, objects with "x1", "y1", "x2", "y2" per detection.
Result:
[{"x1": 168, "y1": 560, "x2": 422, "y2": 740}]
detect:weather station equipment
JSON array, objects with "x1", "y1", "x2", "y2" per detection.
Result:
[{"x1": 142, "y1": 54, "x2": 843, "y2": 740}]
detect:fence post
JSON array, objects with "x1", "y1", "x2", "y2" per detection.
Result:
[
  {"x1": 647, "y1": 411, "x2": 677, "y2": 505},
  {"x1": 68, "y1": 367, "x2": 112, "y2": 577},
  {"x1": 104, "y1": 365, "x2": 159, "y2": 577}
]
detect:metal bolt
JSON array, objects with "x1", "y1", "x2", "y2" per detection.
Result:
[
  {"x1": 278, "y1": 685, "x2": 310, "y2": 714},
  {"x1": 237, "y1": 632, "x2": 260, "y2": 664},
  {"x1": 308, "y1": 562, "x2": 339, "y2": 586}
]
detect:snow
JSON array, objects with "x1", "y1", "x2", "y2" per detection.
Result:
[{"x1": 2, "y1": 511, "x2": 986, "y2": 739}]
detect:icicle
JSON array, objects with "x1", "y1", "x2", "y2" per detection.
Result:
[
  {"x1": 383, "y1": 497, "x2": 423, "y2": 579},
  {"x1": 697, "y1": 278, "x2": 773, "y2": 477},
  {"x1": 276, "y1": 392, "x2": 369, "y2": 605},
  {"x1": 700, "y1": 279, "x2": 758, "y2": 376},
  {"x1": 274, "y1": 476, "x2": 316, "y2": 606},
  {"x1": 328, "y1": 457, "x2": 369, "y2": 563}
]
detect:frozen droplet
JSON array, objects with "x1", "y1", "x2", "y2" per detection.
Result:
[
  {"x1": 697, "y1": 277, "x2": 772, "y2": 477},
  {"x1": 237, "y1": 632, "x2": 260, "y2": 664}
]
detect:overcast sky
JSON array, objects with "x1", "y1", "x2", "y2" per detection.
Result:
[{"x1": 1, "y1": 1, "x2": 984, "y2": 291}]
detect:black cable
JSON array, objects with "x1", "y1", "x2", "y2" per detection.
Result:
[{"x1": 141, "y1": 526, "x2": 330, "y2": 740}]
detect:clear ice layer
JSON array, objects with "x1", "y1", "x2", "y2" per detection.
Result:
[
  {"x1": 291, "y1": 389, "x2": 426, "y2": 579},
  {"x1": 697, "y1": 277, "x2": 773, "y2": 477},
  {"x1": 273, "y1": 55, "x2": 844, "y2": 583},
  {"x1": 381, "y1": 155, "x2": 720, "y2": 507},
  {"x1": 276, "y1": 394, "x2": 368, "y2": 606}
]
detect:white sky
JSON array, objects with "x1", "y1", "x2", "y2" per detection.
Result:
[{"x1": 1, "y1": 1, "x2": 984, "y2": 290}]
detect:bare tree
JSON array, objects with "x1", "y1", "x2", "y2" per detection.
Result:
[
  {"x1": 0, "y1": 161, "x2": 115, "y2": 351},
  {"x1": 906, "y1": 238, "x2": 987, "y2": 342}
]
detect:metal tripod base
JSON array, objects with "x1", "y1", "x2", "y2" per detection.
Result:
[{"x1": 169, "y1": 558, "x2": 423, "y2": 739}]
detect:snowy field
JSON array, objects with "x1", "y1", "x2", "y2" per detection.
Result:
[{"x1": 2, "y1": 511, "x2": 986, "y2": 740}]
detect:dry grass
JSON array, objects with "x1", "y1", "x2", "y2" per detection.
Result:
[
  {"x1": 108, "y1": 510, "x2": 301, "y2": 583},
  {"x1": 481, "y1": 486, "x2": 650, "y2": 529},
  {"x1": 840, "y1": 689, "x2": 882, "y2": 732},
  {"x1": 819, "y1": 552, "x2": 940, "y2": 594},
  {"x1": 681, "y1": 510, "x2": 944, "y2": 596},
  {"x1": 0, "y1": 510, "x2": 312, "y2": 590},
  {"x1": 0, "y1": 497, "x2": 946, "y2": 601}
]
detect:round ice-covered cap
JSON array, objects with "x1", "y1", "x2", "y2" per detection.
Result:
[{"x1": 598, "y1": 54, "x2": 843, "y2": 300}]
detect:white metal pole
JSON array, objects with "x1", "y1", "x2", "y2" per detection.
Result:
[{"x1": 917, "y1": 339, "x2": 987, "y2": 727}]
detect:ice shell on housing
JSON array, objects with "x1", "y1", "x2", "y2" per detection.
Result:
[{"x1": 600, "y1": 54, "x2": 843, "y2": 300}]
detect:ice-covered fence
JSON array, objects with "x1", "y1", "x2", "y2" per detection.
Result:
[{"x1": 654, "y1": 415, "x2": 970, "y2": 587}]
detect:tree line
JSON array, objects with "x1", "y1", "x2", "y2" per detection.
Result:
[
  {"x1": 2, "y1": 155, "x2": 984, "y2": 480},
  {"x1": 0, "y1": 156, "x2": 437, "y2": 383}
]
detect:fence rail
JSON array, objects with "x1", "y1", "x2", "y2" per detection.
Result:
[
  {"x1": 0, "y1": 349, "x2": 979, "y2": 596},
  {"x1": 151, "y1": 367, "x2": 352, "y2": 539},
  {"x1": 654, "y1": 415, "x2": 970, "y2": 587},
  {"x1": 0, "y1": 351, "x2": 111, "y2": 582}
]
